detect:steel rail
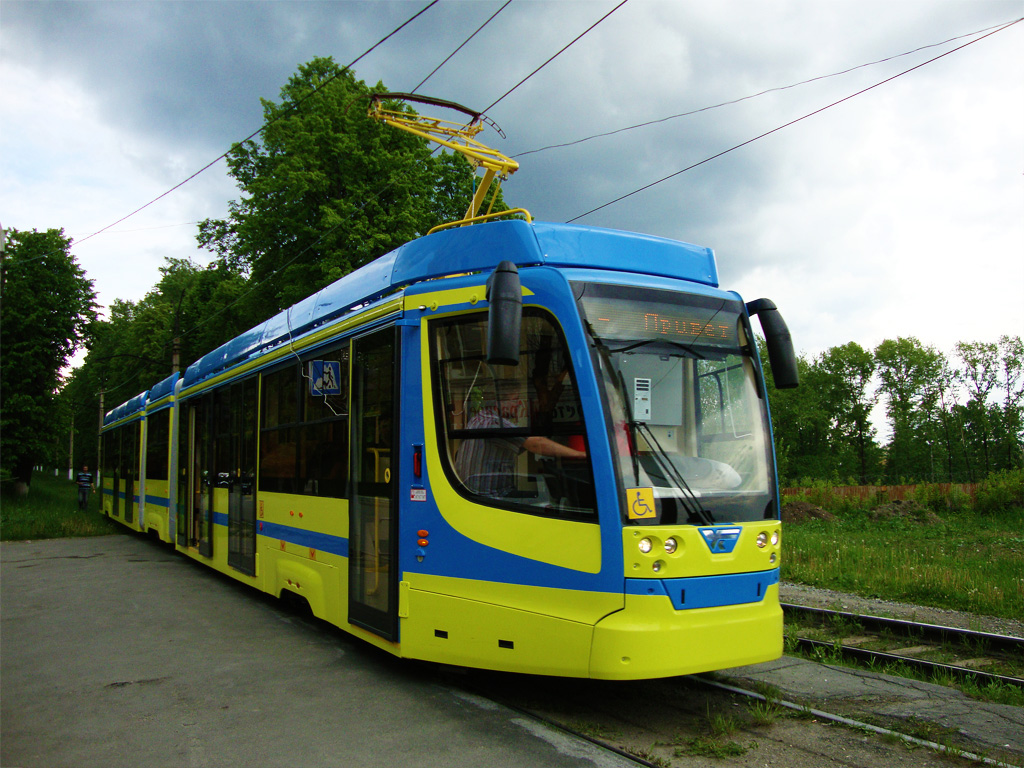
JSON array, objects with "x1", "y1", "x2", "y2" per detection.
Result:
[
  {"x1": 782, "y1": 603, "x2": 1024, "y2": 690},
  {"x1": 781, "y1": 603, "x2": 1024, "y2": 655},
  {"x1": 793, "y1": 637, "x2": 1024, "y2": 690},
  {"x1": 697, "y1": 676, "x2": 1019, "y2": 768}
]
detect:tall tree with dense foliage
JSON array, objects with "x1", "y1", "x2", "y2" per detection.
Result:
[
  {"x1": 996, "y1": 335, "x2": 1024, "y2": 470},
  {"x1": 0, "y1": 228, "x2": 96, "y2": 491},
  {"x1": 815, "y1": 342, "x2": 881, "y2": 483},
  {"x1": 955, "y1": 340, "x2": 1000, "y2": 477},
  {"x1": 61, "y1": 256, "x2": 249, "y2": 472},
  {"x1": 198, "y1": 57, "x2": 501, "y2": 326},
  {"x1": 874, "y1": 337, "x2": 947, "y2": 482},
  {"x1": 757, "y1": 339, "x2": 828, "y2": 483}
]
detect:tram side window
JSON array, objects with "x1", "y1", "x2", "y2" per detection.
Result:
[
  {"x1": 260, "y1": 364, "x2": 299, "y2": 494},
  {"x1": 432, "y1": 310, "x2": 596, "y2": 518},
  {"x1": 259, "y1": 348, "x2": 349, "y2": 498},
  {"x1": 299, "y1": 347, "x2": 349, "y2": 497},
  {"x1": 102, "y1": 430, "x2": 117, "y2": 477},
  {"x1": 213, "y1": 388, "x2": 234, "y2": 488},
  {"x1": 145, "y1": 409, "x2": 170, "y2": 481}
]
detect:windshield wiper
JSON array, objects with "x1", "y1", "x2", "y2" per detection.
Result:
[
  {"x1": 607, "y1": 337, "x2": 707, "y2": 359},
  {"x1": 632, "y1": 420, "x2": 715, "y2": 526}
]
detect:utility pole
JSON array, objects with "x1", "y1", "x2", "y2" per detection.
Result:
[
  {"x1": 0, "y1": 220, "x2": 7, "y2": 296},
  {"x1": 68, "y1": 414, "x2": 74, "y2": 481},
  {"x1": 97, "y1": 390, "x2": 105, "y2": 488},
  {"x1": 172, "y1": 287, "x2": 186, "y2": 374}
]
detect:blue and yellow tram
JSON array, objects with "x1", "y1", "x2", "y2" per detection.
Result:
[{"x1": 100, "y1": 218, "x2": 798, "y2": 679}]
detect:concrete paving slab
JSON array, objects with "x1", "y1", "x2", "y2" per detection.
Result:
[
  {"x1": 0, "y1": 535, "x2": 635, "y2": 768},
  {"x1": 725, "y1": 655, "x2": 1024, "y2": 761}
]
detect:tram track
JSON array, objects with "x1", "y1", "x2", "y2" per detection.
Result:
[
  {"x1": 782, "y1": 602, "x2": 1024, "y2": 692},
  {"x1": 454, "y1": 659, "x2": 1023, "y2": 768},
  {"x1": 446, "y1": 602, "x2": 1024, "y2": 767}
]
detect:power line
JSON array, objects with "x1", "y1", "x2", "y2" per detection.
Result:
[
  {"x1": 516, "y1": 17, "x2": 1021, "y2": 159},
  {"x1": 411, "y1": 1, "x2": 512, "y2": 94},
  {"x1": 70, "y1": 1, "x2": 440, "y2": 250},
  {"x1": 568, "y1": 16, "x2": 1022, "y2": 223},
  {"x1": 84, "y1": 1, "x2": 517, "y2": 386},
  {"x1": 481, "y1": 0, "x2": 630, "y2": 113}
]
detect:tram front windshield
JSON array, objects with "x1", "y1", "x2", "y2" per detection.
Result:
[{"x1": 574, "y1": 282, "x2": 776, "y2": 525}]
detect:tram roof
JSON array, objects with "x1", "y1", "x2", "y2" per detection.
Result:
[
  {"x1": 181, "y1": 221, "x2": 719, "y2": 390},
  {"x1": 104, "y1": 390, "x2": 148, "y2": 427},
  {"x1": 147, "y1": 372, "x2": 180, "y2": 406}
]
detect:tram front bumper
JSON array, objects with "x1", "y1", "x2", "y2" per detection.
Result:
[{"x1": 588, "y1": 583, "x2": 783, "y2": 680}]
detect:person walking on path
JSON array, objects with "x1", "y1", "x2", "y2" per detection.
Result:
[{"x1": 76, "y1": 465, "x2": 94, "y2": 511}]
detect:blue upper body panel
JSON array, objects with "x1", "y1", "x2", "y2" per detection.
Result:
[
  {"x1": 147, "y1": 372, "x2": 179, "y2": 406},
  {"x1": 104, "y1": 390, "x2": 148, "y2": 428},
  {"x1": 178, "y1": 221, "x2": 720, "y2": 390}
]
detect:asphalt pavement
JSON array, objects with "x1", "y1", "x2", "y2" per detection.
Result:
[
  {"x1": 0, "y1": 535, "x2": 634, "y2": 768},
  {"x1": 2, "y1": 535, "x2": 1021, "y2": 768}
]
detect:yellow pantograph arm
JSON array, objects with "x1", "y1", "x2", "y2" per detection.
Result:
[{"x1": 368, "y1": 94, "x2": 519, "y2": 220}]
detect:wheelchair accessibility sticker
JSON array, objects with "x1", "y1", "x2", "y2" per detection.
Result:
[{"x1": 627, "y1": 487, "x2": 656, "y2": 520}]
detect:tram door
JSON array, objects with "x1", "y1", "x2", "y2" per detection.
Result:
[
  {"x1": 348, "y1": 327, "x2": 399, "y2": 640},
  {"x1": 178, "y1": 398, "x2": 214, "y2": 557},
  {"x1": 110, "y1": 431, "x2": 121, "y2": 518},
  {"x1": 226, "y1": 380, "x2": 257, "y2": 575},
  {"x1": 123, "y1": 424, "x2": 137, "y2": 524}
]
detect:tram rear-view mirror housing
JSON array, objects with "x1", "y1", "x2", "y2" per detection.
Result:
[
  {"x1": 746, "y1": 298, "x2": 799, "y2": 389},
  {"x1": 486, "y1": 260, "x2": 522, "y2": 366}
]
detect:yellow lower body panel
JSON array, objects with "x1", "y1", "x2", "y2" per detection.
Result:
[
  {"x1": 589, "y1": 584, "x2": 783, "y2": 680},
  {"x1": 402, "y1": 588, "x2": 595, "y2": 677},
  {"x1": 142, "y1": 504, "x2": 170, "y2": 542}
]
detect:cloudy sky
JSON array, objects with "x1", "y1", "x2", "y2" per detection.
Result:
[{"x1": 3, "y1": 0, "x2": 1022, "y2": 365}]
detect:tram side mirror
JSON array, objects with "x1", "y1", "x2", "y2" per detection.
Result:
[
  {"x1": 746, "y1": 298, "x2": 799, "y2": 389},
  {"x1": 486, "y1": 260, "x2": 522, "y2": 366}
]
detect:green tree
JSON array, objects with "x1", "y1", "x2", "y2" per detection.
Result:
[
  {"x1": 996, "y1": 335, "x2": 1024, "y2": 470},
  {"x1": 0, "y1": 228, "x2": 97, "y2": 491},
  {"x1": 955, "y1": 340, "x2": 1000, "y2": 476},
  {"x1": 815, "y1": 342, "x2": 881, "y2": 483},
  {"x1": 61, "y1": 256, "x2": 249, "y2": 474},
  {"x1": 874, "y1": 337, "x2": 947, "y2": 482},
  {"x1": 198, "y1": 57, "x2": 500, "y2": 325},
  {"x1": 757, "y1": 339, "x2": 829, "y2": 484}
]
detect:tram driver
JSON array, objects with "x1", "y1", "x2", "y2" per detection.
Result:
[{"x1": 454, "y1": 376, "x2": 585, "y2": 499}]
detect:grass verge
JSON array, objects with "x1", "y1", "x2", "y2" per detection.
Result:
[
  {"x1": 1, "y1": 472, "x2": 119, "y2": 541},
  {"x1": 782, "y1": 506, "x2": 1024, "y2": 621}
]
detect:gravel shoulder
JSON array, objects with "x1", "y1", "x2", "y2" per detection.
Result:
[{"x1": 780, "y1": 581, "x2": 1024, "y2": 639}]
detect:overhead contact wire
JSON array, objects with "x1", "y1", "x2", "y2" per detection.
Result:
[
  {"x1": 481, "y1": 0, "x2": 630, "y2": 113},
  {"x1": 161, "y1": 3, "x2": 512, "y2": 347},
  {"x1": 411, "y1": 1, "x2": 512, "y2": 94},
  {"x1": 517, "y1": 17, "x2": 1020, "y2": 158},
  {"x1": 569, "y1": 16, "x2": 1022, "y2": 222},
  {"x1": 72, "y1": 1, "x2": 440, "y2": 248}
]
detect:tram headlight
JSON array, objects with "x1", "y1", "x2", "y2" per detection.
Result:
[
  {"x1": 664, "y1": 537, "x2": 677, "y2": 555},
  {"x1": 756, "y1": 531, "x2": 768, "y2": 548},
  {"x1": 771, "y1": 530, "x2": 780, "y2": 547},
  {"x1": 652, "y1": 560, "x2": 664, "y2": 573},
  {"x1": 638, "y1": 538, "x2": 653, "y2": 554}
]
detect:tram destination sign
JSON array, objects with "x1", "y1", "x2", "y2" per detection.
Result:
[{"x1": 583, "y1": 297, "x2": 739, "y2": 348}]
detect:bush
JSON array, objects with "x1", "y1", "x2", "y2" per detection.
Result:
[
  {"x1": 913, "y1": 483, "x2": 970, "y2": 512},
  {"x1": 974, "y1": 469, "x2": 1024, "y2": 514}
]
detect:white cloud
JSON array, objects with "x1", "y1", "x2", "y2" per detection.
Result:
[{"x1": 2, "y1": 0, "x2": 1021, "y2": 360}]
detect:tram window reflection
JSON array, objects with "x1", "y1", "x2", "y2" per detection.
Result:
[{"x1": 433, "y1": 310, "x2": 596, "y2": 518}]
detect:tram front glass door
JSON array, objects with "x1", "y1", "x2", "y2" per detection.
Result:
[{"x1": 348, "y1": 326, "x2": 398, "y2": 640}]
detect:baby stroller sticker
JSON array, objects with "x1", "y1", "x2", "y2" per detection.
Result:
[{"x1": 310, "y1": 360, "x2": 342, "y2": 396}]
